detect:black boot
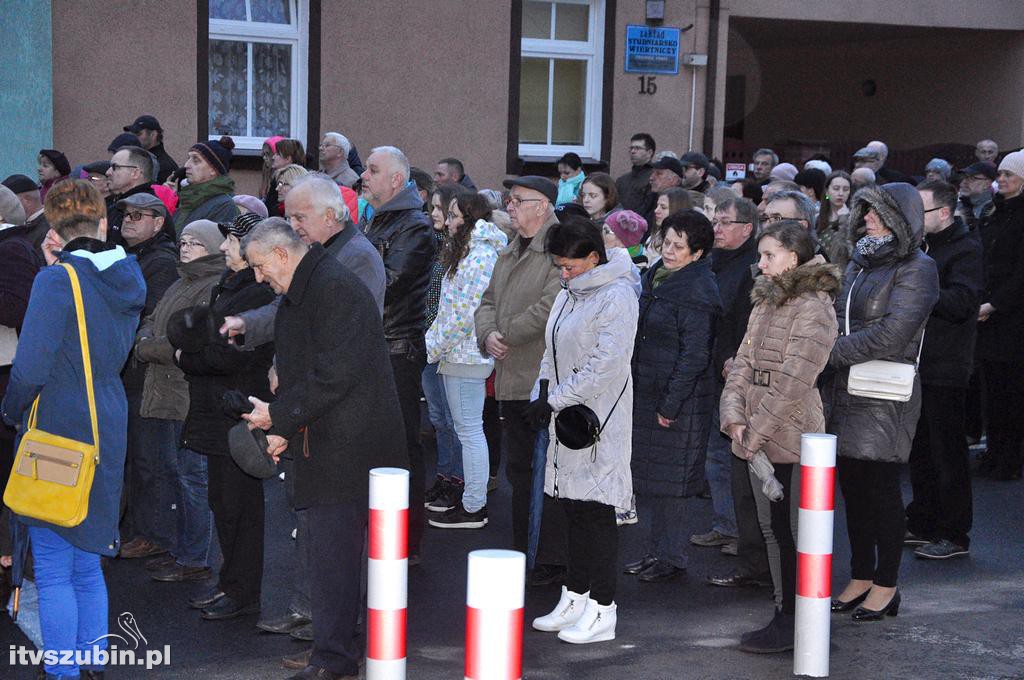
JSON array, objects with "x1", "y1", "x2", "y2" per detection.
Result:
[{"x1": 738, "y1": 608, "x2": 794, "y2": 653}]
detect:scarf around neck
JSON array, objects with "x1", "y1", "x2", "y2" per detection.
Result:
[
  {"x1": 177, "y1": 174, "x2": 236, "y2": 217},
  {"x1": 855, "y1": 233, "x2": 894, "y2": 256}
]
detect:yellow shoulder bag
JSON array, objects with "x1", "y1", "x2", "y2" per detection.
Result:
[{"x1": 3, "y1": 263, "x2": 100, "y2": 528}]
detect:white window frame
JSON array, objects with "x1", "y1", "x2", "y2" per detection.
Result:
[
  {"x1": 208, "y1": 0, "x2": 309, "y2": 152},
  {"x1": 519, "y1": 0, "x2": 605, "y2": 159}
]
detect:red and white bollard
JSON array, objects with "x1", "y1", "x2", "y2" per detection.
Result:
[
  {"x1": 367, "y1": 467, "x2": 409, "y2": 680},
  {"x1": 794, "y1": 433, "x2": 837, "y2": 677},
  {"x1": 465, "y1": 549, "x2": 525, "y2": 680}
]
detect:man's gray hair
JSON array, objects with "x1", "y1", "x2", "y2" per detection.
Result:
[
  {"x1": 291, "y1": 174, "x2": 351, "y2": 223},
  {"x1": 323, "y1": 131, "x2": 351, "y2": 157},
  {"x1": 715, "y1": 196, "x2": 759, "y2": 232},
  {"x1": 754, "y1": 148, "x2": 779, "y2": 166},
  {"x1": 371, "y1": 145, "x2": 410, "y2": 183},
  {"x1": 867, "y1": 140, "x2": 889, "y2": 161},
  {"x1": 242, "y1": 216, "x2": 306, "y2": 258},
  {"x1": 769, "y1": 190, "x2": 816, "y2": 228},
  {"x1": 851, "y1": 167, "x2": 876, "y2": 184}
]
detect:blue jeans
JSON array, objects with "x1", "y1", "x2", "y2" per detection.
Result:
[
  {"x1": 527, "y1": 429, "x2": 549, "y2": 569},
  {"x1": 128, "y1": 413, "x2": 178, "y2": 549},
  {"x1": 422, "y1": 363, "x2": 462, "y2": 479},
  {"x1": 706, "y1": 397, "x2": 737, "y2": 537},
  {"x1": 442, "y1": 374, "x2": 487, "y2": 513},
  {"x1": 174, "y1": 447, "x2": 212, "y2": 567},
  {"x1": 29, "y1": 527, "x2": 107, "y2": 677}
]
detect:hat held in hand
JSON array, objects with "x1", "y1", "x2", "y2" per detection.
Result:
[
  {"x1": 228, "y1": 421, "x2": 278, "y2": 479},
  {"x1": 167, "y1": 305, "x2": 215, "y2": 353}
]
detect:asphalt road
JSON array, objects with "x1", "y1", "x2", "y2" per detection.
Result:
[{"x1": 3, "y1": 443, "x2": 1023, "y2": 680}]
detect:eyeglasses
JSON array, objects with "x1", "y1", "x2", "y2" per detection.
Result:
[
  {"x1": 179, "y1": 239, "x2": 206, "y2": 250},
  {"x1": 964, "y1": 175, "x2": 991, "y2": 183},
  {"x1": 123, "y1": 210, "x2": 158, "y2": 222},
  {"x1": 277, "y1": 182, "x2": 292, "y2": 190},
  {"x1": 629, "y1": 145, "x2": 648, "y2": 152},
  {"x1": 318, "y1": 143, "x2": 340, "y2": 149},
  {"x1": 923, "y1": 206, "x2": 945, "y2": 214},
  {"x1": 712, "y1": 219, "x2": 747, "y2": 228},
  {"x1": 88, "y1": 175, "x2": 108, "y2": 182},
  {"x1": 508, "y1": 196, "x2": 544, "y2": 207},
  {"x1": 761, "y1": 214, "x2": 806, "y2": 225},
  {"x1": 110, "y1": 163, "x2": 138, "y2": 172}
]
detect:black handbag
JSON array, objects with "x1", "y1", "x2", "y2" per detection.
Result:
[{"x1": 549, "y1": 297, "x2": 628, "y2": 451}]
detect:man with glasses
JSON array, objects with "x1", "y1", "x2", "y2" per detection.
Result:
[
  {"x1": 476, "y1": 176, "x2": 566, "y2": 584},
  {"x1": 318, "y1": 132, "x2": 359, "y2": 188},
  {"x1": 958, "y1": 161, "x2": 997, "y2": 231},
  {"x1": 763, "y1": 190, "x2": 817, "y2": 236},
  {"x1": 106, "y1": 145, "x2": 159, "y2": 240},
  {"x1": 615, "y1": 133, "x2": 656, "y2": 213},
  {"x1": 115, "y1": 192, "x2": 181, "y2": 561},
  {"x1": 702, "y1": 198, "x2": 775, "y2": 593}
]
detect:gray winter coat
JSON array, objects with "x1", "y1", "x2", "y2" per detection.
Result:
[
  {"x1": 540, "y1": 249, "x2": 640, "y2": 509},
  {"x1": 823, "y1": 183, "x2": 939, "y2": 463}
]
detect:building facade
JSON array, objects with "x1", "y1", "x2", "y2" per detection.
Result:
[{"x1": 3, "y1": 0, "x2": 1023, "y2": 191}]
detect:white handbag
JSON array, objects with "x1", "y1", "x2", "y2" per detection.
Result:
[{"x1": 844, "y1": 271, "x2": 923, "y2": 403}]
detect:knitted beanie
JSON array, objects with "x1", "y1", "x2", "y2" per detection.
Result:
[
  {"x1": 190, "y1": 136, "x2": 235, "y2": 175},
  {"x1": 998, "y1": 150, "x2": 1024, "y2": 179},
  {"x1": 181, "y1": 219, "x2": 226, "y2": 254}
]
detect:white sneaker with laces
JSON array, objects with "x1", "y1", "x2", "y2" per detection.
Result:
[
  {"x1": 532, "y1": 586, "x2": 589, "y2": 632},
  {"x1": 557, "y1": 598, "x2": 617, "y2": 644}
]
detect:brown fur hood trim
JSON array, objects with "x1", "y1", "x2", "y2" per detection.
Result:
[{"x1": 751, "y1": 255, "x2": 842, "y2": 307}]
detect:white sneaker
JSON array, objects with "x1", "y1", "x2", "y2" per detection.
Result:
[
  {"x1": 532, "y1": 586, "x2": 589, "y2": 632},
  {"x1": 557, "y1": 598, "x2": 617, "y2": 644}
]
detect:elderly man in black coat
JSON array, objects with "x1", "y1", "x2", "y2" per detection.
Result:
[{"x1": 241, "y1": 219, "x2": 407, "y2": 680}]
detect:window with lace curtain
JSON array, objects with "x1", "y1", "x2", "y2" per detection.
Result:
[{"x1": 208, "y1": 0, "x2": 308, "y2": 151}]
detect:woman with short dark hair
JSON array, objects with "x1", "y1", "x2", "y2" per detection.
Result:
[
  {"x1": 721, "y1": 221, "x2": 840, "y2": 652},
  {"x1": 627, "y1": 210, "x2": 722, "y2": 583},
  {"x1": 529, "y1": 217, "x2": 639, "y2": 644}
]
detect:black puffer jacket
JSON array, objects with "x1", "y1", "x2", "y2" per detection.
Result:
[
  {"x1": 176, "y1": 267, "x2": 276, "y2": 457},
  {"x1": 632, "y1": 257, "x2": 723, "y2": 497},
  {"x1": 824, "y1": 183, "x2": 939, "y2": 463},
  {"x1": 362, "y1": 184, "x2": 435, "y2": 346},
  {"x1": 977, "y1": 192, "x2": 1024, "y2": 362},
  {"x1": 920, "y1": 217, "x2": 983, "y2": 386}
]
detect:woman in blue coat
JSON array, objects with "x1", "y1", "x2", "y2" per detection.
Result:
[{"x1": 1, "y1": 180, "x2": 145, "y2": 679}]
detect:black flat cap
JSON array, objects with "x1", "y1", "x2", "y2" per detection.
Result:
[
  {"x1": 652, "y1": 156, "x2": 685, "y2": 177},
  {"x1": 502, "y1": 175, "x2": 557, "y2": 204},
  {"x1": 124, "y1": 115, "x2": 163, "y2": 133},
  {"x1": 2, "y1": 174, "x2": 40, "y2": 194}
]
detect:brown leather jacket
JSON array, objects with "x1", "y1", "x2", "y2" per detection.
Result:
[{"x1": 720, "y1": 257, "x2": 840, "y2": 463}]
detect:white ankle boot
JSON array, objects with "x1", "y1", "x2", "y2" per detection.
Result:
[
  {"x1": 557, "y1": 598, "x2": 617, "y2": 644},
  {"x1": 532, "y1": 586, "x2": 590, "y2": 632}
]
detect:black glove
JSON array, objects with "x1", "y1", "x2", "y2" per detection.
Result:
[{"x1": 522, "y1": 398, "x2": 553, "y2": 430}]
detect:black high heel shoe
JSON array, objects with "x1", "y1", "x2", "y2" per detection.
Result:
[
  {"x1": 830, "y1": 590, "x2": 868, "y2": 612},
  {"x1": 852, "y1": 589, "x2": 901, "y2": 621}
]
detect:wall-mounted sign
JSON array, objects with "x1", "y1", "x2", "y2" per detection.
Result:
[
  {"x1": 725, "y1": 163, "x2": 746, "y2": 181},
  {"x1": 625, "y1": 25, "x2": 680, "y2": 75}
]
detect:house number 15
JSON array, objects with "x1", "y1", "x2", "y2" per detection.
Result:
[{"x1": 637, "y1": 75, "x2": 657, "y2": 95}]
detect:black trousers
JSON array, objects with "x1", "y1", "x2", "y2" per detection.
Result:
[
  {"x1": 305, "y1": 500, "x2": 366, "y2": 677},
  {"x1": 390, "y1": 349, "x2": 425, "y2": 556},
  {"x1": 730, "y1": 454, "x2": 770, "y2": 579},
  {"x1": 770, "y1": 464, "x2": 797, "y2": 615},
  {"x1": 499, "y1": 400, "x2": 566, "y2": 566},
  {"x1": 560, "y1": 498, "x2": 618, "y2": 605},
  {"x1": 207, "y1": 454, "x2": 265, "y2": 604},
  {"x1": 907, "y1": 386, "x2": 973, "y2": 547},
  {"x1": 981, "y1": 361, "x2": 1024, "y2": 476},
  {"x1": 838, "y1": 457, "x2": 904, "y2": 587},
  {"x1": 484, "y1": 396, "x2": 501, "y2": 477}
]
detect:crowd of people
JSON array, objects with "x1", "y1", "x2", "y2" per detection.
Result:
[{"x1": 0, "y1": 114, "x2": 1021, "y2": 677}]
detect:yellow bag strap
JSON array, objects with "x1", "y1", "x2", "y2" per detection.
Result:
[{"x1": 26, "y1": 263, "x2": 100, "y2": 459}]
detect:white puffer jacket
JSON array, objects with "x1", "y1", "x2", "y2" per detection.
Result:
[{"x1": 539, "y1": 248, "x2": 640, "y2": 508}]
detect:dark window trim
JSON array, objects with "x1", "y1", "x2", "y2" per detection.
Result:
[
  {"x1": 506, "y1": 0, "x2": 616, "y2": 176},
  {"x1": 197, "y1": 0, "x2": 209, "y2": 141},
  {"x1": 506, "y1": 1, "x2": 523, "y2": 175},
  {"x1": 197, "y1": 0, "x2": 322, "y2": 173}
]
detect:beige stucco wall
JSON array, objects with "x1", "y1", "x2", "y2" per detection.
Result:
[
  {"x1": 725, "y1": 0, "x2": 1024, "y2": 31},
  {"x1": 319, "y1": 1, "x2": 512, "y2": 191},
  {"x1": 52, "y1": 0, "x2": 198, "y2": 172}
]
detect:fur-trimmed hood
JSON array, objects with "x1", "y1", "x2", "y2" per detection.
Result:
[
  {"x1": 751, "y1": 255, "x2": 841, "y2": 307},
  {"x1": 848, "y1": 182, "x2": 924, "y2": 259}
]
